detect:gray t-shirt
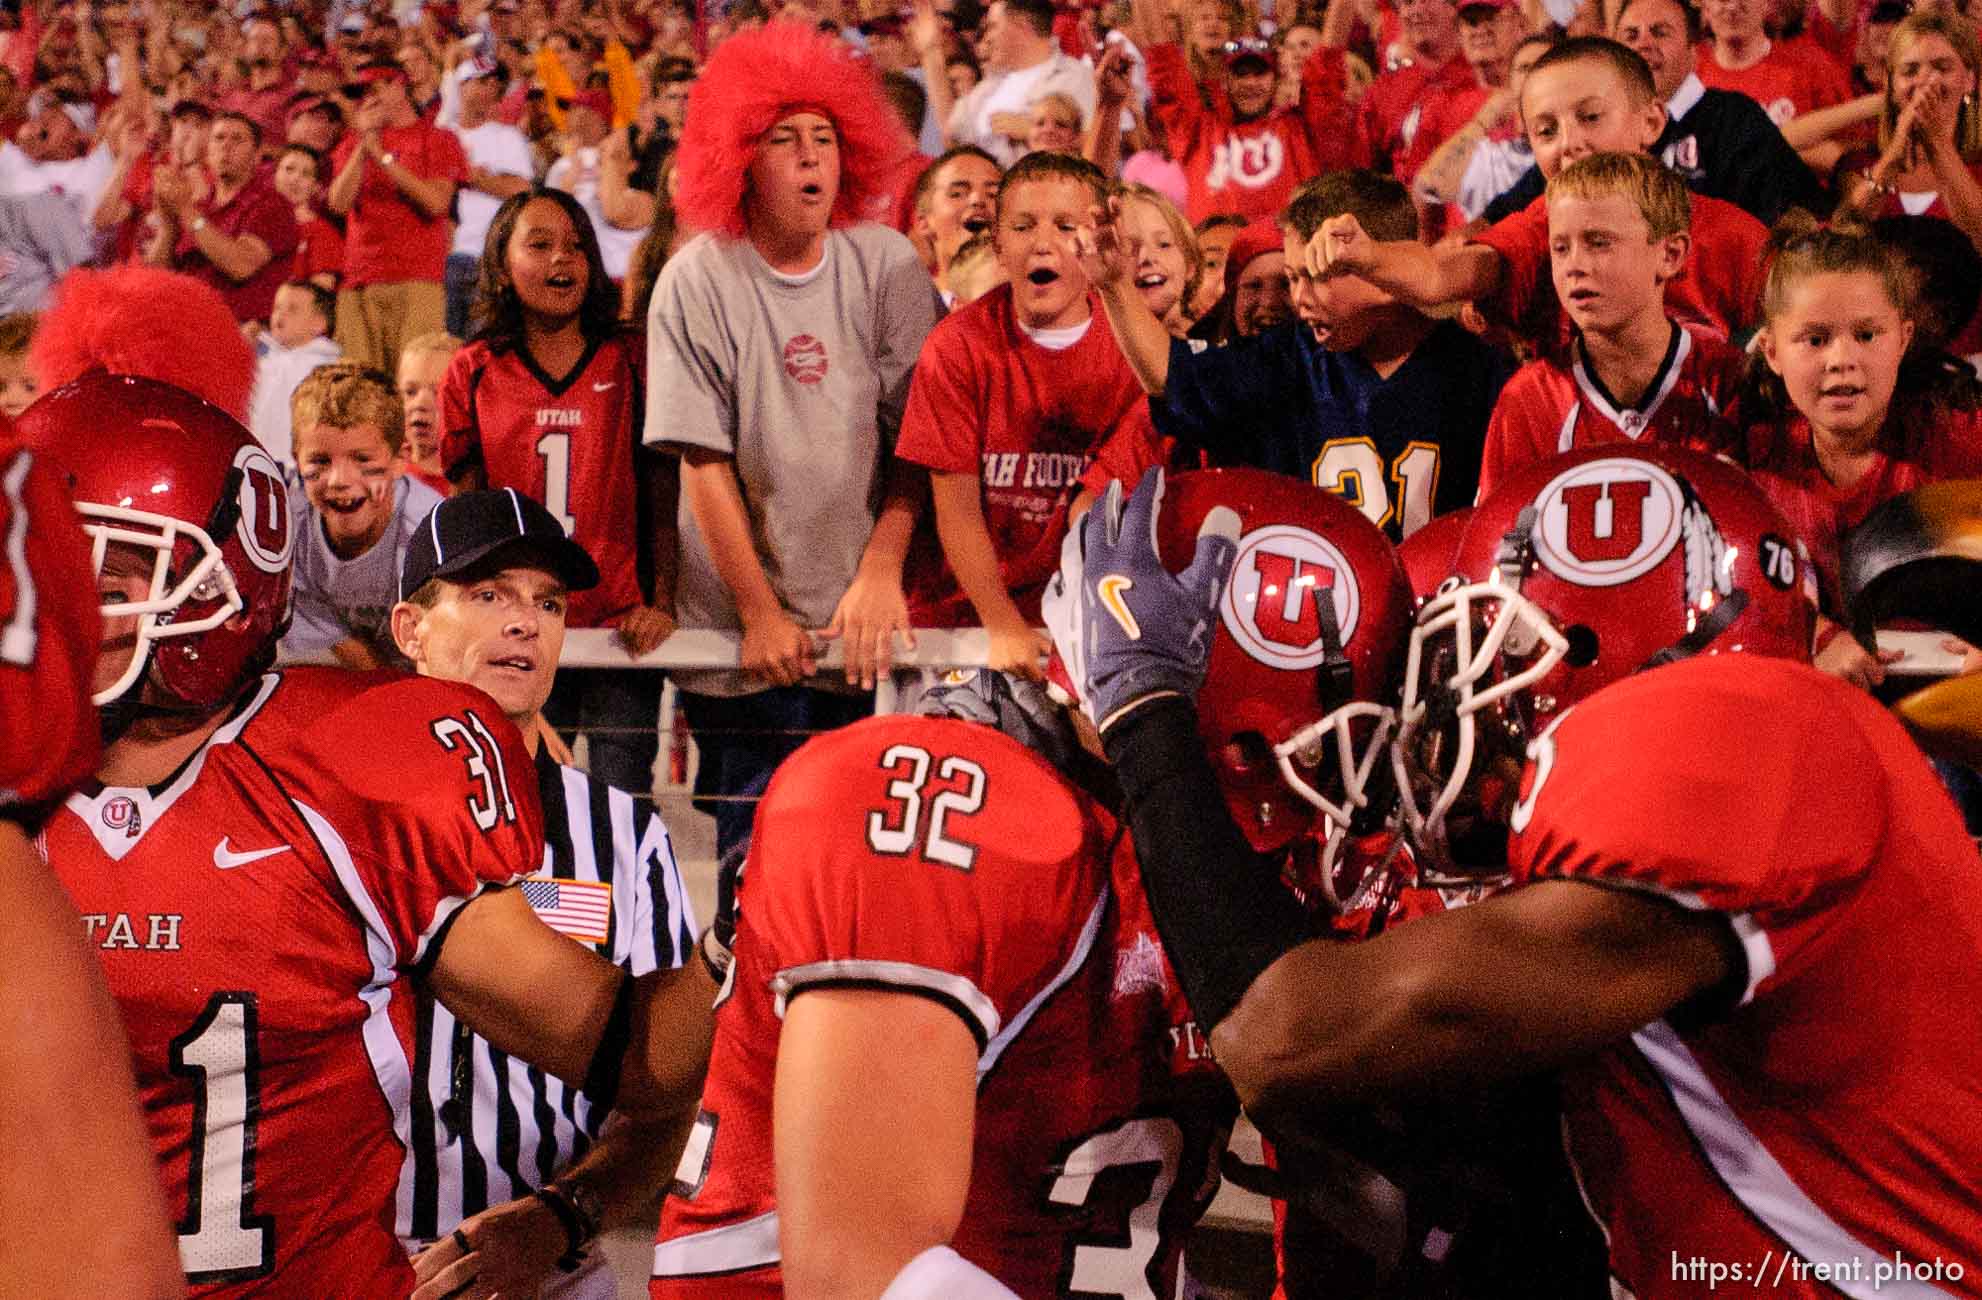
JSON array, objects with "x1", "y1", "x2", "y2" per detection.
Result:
[
  {"x1": 644, "y1": 224, "x2": 939, "y2": 696},
  {"x1": 279, "y1": 475, "x2": 445, "y2": 661}
]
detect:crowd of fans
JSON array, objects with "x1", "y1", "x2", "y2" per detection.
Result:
[{"x1": 4, "y1": 0, "x2": 1981, "y2": 811}]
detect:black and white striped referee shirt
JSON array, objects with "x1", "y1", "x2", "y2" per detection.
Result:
[{"x1": 395, "y1": 747, "x2": 696, "y2": 1293}]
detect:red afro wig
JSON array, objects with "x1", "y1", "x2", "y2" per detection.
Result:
[
  {"x1": 675, "y1": 20, "x2": 912, "y2": 239},
  {"x1": 28, "y1": 267, "x2": 255, "y2": 421}
]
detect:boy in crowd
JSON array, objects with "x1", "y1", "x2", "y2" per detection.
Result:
[
  {"x1": 1311, "y1": 38, "x2": 1770, "y2": 347},
  {"x1": 1083, "y1": 171, "x2": 1511, "y2": 541},
  {"x1": 0, "y1": 313, "x2": 37, "y2": 419},
  {"x1": 395, "y1": 330, "x2": 460, "y2": 495},
  {"x1": 1477, "y1": 151, "x2": 1743, "y2": 499},
  {"x1": 278, "y1": 362, "x2": 443, "y2": 669},
  {"x1": 896, "y1": 153, "x2": 1155, "y2": 677},
  {"x1": 248, "y1": 280, "x2": 343, "y2": 468},
  {"x1": 271, "y1": 142, "x2": 345, "y2": 291},
  {"x1": 912, "y1": 144, "x2": 1003, "y2": 306}
]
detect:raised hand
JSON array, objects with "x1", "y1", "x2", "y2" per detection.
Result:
[
  {"x1": 1308, "y1": 212, "x2": 1374, "y2": 279},
  {"x1": 1075, "y1": 197, "x2": 1135, "y2": 290},
  {"x1": 1041, "y1": 468, "x2": 1239, "y2": 734}
]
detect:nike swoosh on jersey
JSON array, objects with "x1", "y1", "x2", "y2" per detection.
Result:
[
  {"x1": 592, "y1": 381, "x2": 616, "y2": 392},
  {"x1": 213, "y1": 838, "x2": 292, "y2": 869}
]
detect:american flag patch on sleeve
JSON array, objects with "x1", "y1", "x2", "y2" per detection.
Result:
[{"x1": 521, "y1": 876, "x2": 613, "y2": 944}]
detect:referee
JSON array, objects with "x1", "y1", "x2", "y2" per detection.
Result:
[{"x1": 389, "y1": 489, "x2": 697, "y2": 1298}]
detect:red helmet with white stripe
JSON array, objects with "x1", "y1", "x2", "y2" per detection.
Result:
[
  {"x1": 1392, "y1": 445, "x2": 1816, "y2": 877},
  {"x1": 19, "y1": 373, "x2": 294, "y2": 712}
]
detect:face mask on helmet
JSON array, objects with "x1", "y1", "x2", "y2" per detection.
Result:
[
  {"x1": 1143, "y1": 469, "x2": 1413, "y2": 907},
  {"x1": 1392, "y1": 445, "x2": 1817, "y2": 880},
  {"x1": 19, "y1": 373, "x2": 295, "y2": 713}
]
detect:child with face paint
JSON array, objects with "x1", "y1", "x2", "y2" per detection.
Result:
[{"x1": 279, "y1": 361, "x2": 444, "y2": 669}]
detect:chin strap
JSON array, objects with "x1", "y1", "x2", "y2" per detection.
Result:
[{"x1": 1639, "y1": 588, "x2": 1750, "y2": 671}]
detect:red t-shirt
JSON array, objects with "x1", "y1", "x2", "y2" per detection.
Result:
[
  {"x1": 1742, "y1": 408, "x2": 1982, "y2": 610},
  {"x1": 42, "y1": 669, "x2": 541, "y2": 1298},
  {"x1": 292, "y1": 212, "x2": 344, "y2": 283},
  {"x1": 1695, "y1": 35, "x2": 1852, "y2": 125},
  {"x1": 1472, "y1": 189, "x2": 1768, "y2": 349},
  {"x1": 1356, "y1": 49, "x2": 1474, "y2": 173},
  {"x1": 894, "y1": 285, "x2": 1154, "y2": 627},
  {"x1": 1508, "y1": 654, "x2": 1982, "y2": 1299},
  {"x1": 330, "y1": 120, "x2": 467, "y2": 285},
  {"x1": 1395, "y1": 80, "x2": 1493, "y2": 184},
  {"x1": 175, "y1": 170, "x2": 300, "y2": 323},
  {"x1": 439, "y1": 333, "x2": 647, "y2": 629},
  {"x1": 1478, "y1": 323, "x2": 1745, "y2": 501}
]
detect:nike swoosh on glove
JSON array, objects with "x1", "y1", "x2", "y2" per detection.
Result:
[{"x1": 1042, "y1": 467, "x2": 1240, "y2": 735}]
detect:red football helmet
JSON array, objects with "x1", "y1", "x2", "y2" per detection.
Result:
[
  {"x1": 1392, "y1": 445, "x2": 1817, "y2": 877},
  {"x1": 1398, "y1": 507, "x2": 1472, "y2": 606},
  {"x1": 17, "y1": 373, "x2": 294, "y2": 710},
  {"x1": 1152, "y1": 469, "x2": 1413, "y2": 895}
]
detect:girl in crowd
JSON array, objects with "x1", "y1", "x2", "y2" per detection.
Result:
[
  {"x1": 1836, "y1": 12, "x2": 1982, "y2": 350},
  {"x1": 1118, "y1": 182, "x2": 1204, "y2": 336},
  {"x1": 1743, "y1": 216, "x2": 1982, "y2": 686},
  {"x1": 442, "y1": 186, "x2": 675, "y2": 798}
]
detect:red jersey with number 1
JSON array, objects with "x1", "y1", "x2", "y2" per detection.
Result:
[
  {"x1": 652, "y1": 714, "x2": 1236, "y2": 1298},
  {"x1": 439, "y1": 333, "x2": 645, "y2": 628},
  {"x1": 1506, "y1": 655, "x2": 1982, "y2": 1298},
  {"x1": 40, "y1": 668, "x2": 542, "y2": 1297}
]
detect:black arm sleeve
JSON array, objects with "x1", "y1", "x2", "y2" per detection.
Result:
[{"x1": 1103, "y1": 697, "x2": 1316, "y2": 1031}]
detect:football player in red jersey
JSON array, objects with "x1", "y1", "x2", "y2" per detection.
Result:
[
  {"x1": 20, "y1": 266, "x2": 717, "y2": 1299},
  {"x1": 0, "y1": 439, "x2": 184, "y2": 1300},
  {"x1": 1062, "y1": 449, "x2": 1982, "y2": 1299},
  {"x1": 651, "y1": 469, "x2": 1413, "y2": 1298}
]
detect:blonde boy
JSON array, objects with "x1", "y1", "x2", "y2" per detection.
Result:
[
  {"x1": 396, "y1": 331, "x2": 462, "y2": 494},
  {"x1": 278, "y1": 362, "x2": 445, "y2": 667},
  {"x1": 1477, "y1": 152, "x2": 1744, "y2": 499}
]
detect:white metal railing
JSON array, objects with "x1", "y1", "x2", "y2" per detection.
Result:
[{"x1": 559, "y1": 627, "x2": 1002, "y2": 713}]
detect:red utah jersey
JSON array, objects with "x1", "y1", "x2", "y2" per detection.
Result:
[
  {"x1": 1477, "y1": 324, "x2": 1744, "y2": 502},
  {"x1": 897, "y1": 288, "x2": 1157, "y2": 627},
  {"x1": 440, "y1": 333, "x2": 647, "y2": 628},
  {"x1": 652, "y1": 714, "x2": 1236, "y2": 1298},
  {"x1": 1506, "y1": 653, "x2": 1982, "y2": 1298},
  {"x1": 1474, "y1": 191, "x2": 1768, "y2": 349},
  {"x1": 41, "y1": 668, "x2": 543, "y2": 1297},
  {"x1": 0, "y1": 444, "x2": 100, "y2": 820}
]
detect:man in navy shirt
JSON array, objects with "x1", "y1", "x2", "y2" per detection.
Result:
[{"x1": 1083, "y1": 170, "x2": 1513, "y2": 541}]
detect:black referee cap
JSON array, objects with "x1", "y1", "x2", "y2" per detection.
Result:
[{"x1": 400, "y1": 489, "x2": 601, "y2": 602}]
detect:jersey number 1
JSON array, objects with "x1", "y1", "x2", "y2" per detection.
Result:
[
  {"x1": 536, "y1": 433, "x2": 576, "y2": 535},
  {"x1": 864, "y1": 744, "x2": 986, "y2": 871},
  {"x1": 171, "y1": 992, "x2": 276, "y2": 1282}
]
